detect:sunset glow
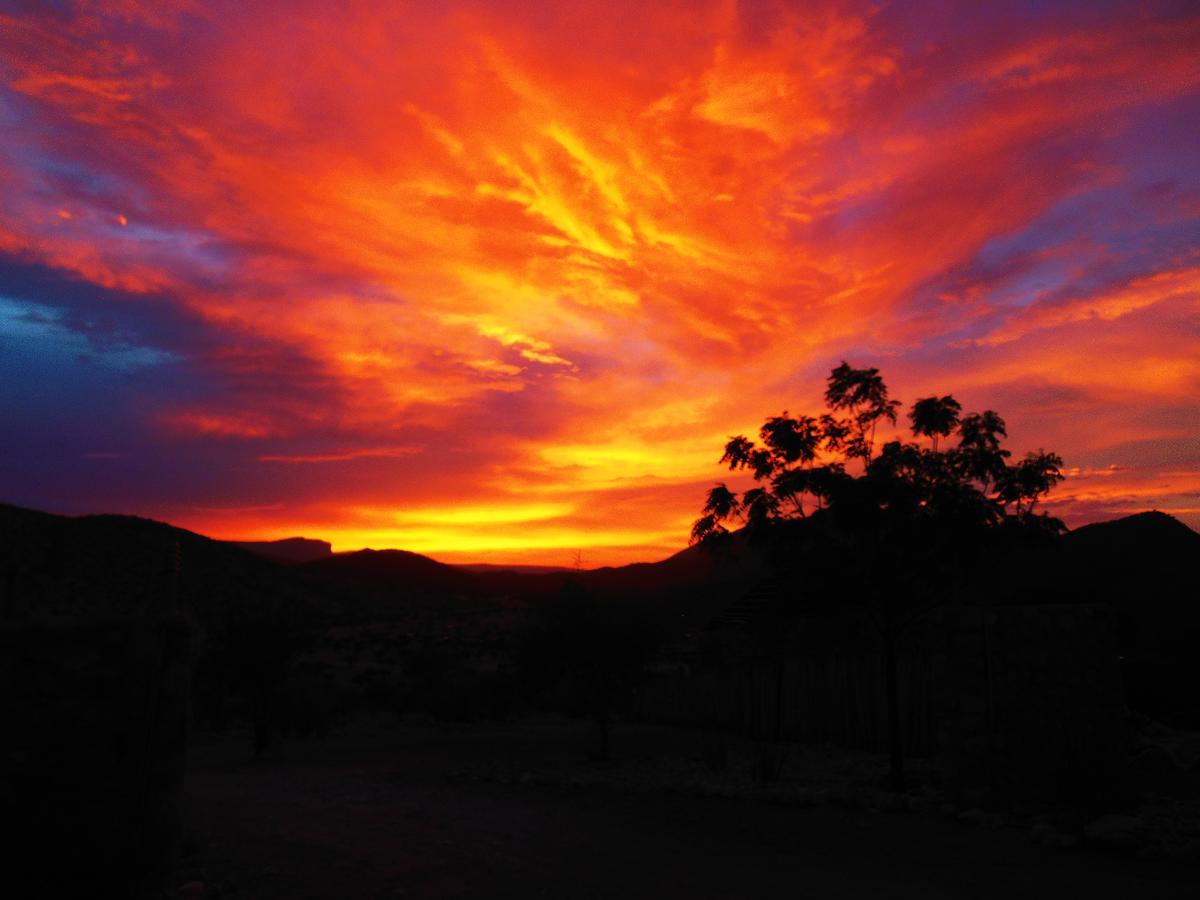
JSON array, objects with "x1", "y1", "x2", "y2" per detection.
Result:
[{"x1": 2, "y1": 1, "x2": 1198, "y2": 564}]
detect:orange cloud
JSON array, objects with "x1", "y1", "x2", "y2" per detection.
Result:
[{"x1": 1, "y1": 1, "x2": 1198, "y2": 559}]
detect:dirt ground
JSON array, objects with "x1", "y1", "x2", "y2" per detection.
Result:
[{"x1": 181, "y1": 717, "x2": 1198, "y2": 899}]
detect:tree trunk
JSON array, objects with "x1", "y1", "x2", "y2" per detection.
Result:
[
  {"x1": 774, "y1": 659, "x2": 786, "y2": 743},
  {"x1": 883, "y1": 615, "x2": 906, "y2": 792}
]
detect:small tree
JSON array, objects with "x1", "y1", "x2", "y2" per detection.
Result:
[
  {"x1": 909, "y1": 395, "x2": 962, "y2": 453},
  {"x1": 824, "y1": 362, "x2": 902, "y2": 467},
  {"x1": 997, "y1": 449, "x2": 1065, "y2": 518}
]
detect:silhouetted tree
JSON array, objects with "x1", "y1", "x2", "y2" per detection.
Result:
[
  {"x1": 824, "y1": 361, "x2": 902, "y2": 467},
  {"x1": 908, "y1": 395, "x2": 962, "y2": 452},
  {"x1": 692, "y1": 363, "x2": 1065, "y2": 790},
  {"x1": 997, "y1": 449, "x2": 1065, "y2": 519},
  {"x1": 955, "y1": 410, "x2": 1010, "y2": 493}
]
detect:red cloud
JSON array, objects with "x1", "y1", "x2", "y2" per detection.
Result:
[{"x1": 2, "y1": 1, "x2": 1198, "y2": 559}]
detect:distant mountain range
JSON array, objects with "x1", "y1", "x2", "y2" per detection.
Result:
[
  {"x1": 294, "y1": 537, "x2": 739, "y2": 616},
  {"x1": 0, "y1": 503, "x2": 314, "y2": 631},
  {"x1": 3, "y1": 501, "x2": 1196, "y2": 642},
  {"x1": 229, "y1": 536, "x2": 708, "y2": 583},
  {"x1": 0, "y1": 502, "x2": 738, "y2": 624},
  {"x1": 229, "y1": 537, "x2": 333, "y2": 565}
]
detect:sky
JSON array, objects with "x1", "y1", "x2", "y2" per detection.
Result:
[{"x1": 1, "y1": 0, "x2": 1197, "y2": 565}]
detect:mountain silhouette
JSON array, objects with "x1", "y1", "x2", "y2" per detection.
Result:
[
  {"x1": 230, "y1": 537, "x2": 332, "y2": 565},
  {"x1": 292, "y1": 539, "x2": 736, "y2": 614},
  {"x1": 0, "y1": 501, "x2": 732, "y2": 624},
  {"x1": 1061, "y1": 510, "x2": 1200, "y2": 636},
  {"x1": 0, "y1": 503, "x2": 299, "y2": 619},
  {"x1": 4, "y1": 501, "x2": 1196, "y2": 635},
  {"x1": 300, "y1": 548, "x2": 483, "y2": 615},
  {"x1": 1066, "y1": 509, "x2": 1200, "y2": 561}
]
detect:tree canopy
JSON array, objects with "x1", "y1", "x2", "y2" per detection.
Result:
[{"x1": 692, "y1": 362, "x2": 1064, "y2": 547}]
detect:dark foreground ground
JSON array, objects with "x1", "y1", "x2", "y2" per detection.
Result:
[{"x1": 181, "y1": 718, "x2": 1198, "y2": 899}]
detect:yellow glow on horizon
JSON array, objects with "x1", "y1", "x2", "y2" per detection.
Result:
[
  {"x1": 360, "y1": 502, "x2": 576, "y2": 526},
  {"x1": 218, "y1": 519, "x2": 690, "y2": 566}
]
